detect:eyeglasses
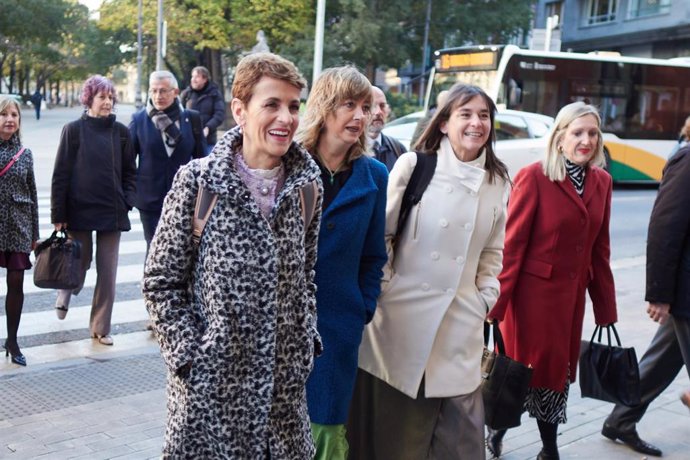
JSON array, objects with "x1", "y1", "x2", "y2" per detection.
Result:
[{"x1": 149, "y1": 88, "x2": 174, "y2": 96}]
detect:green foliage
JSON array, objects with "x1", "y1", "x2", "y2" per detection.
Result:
[{"x1": 386, "y1": 91, "x2": 421, "y2": 121}]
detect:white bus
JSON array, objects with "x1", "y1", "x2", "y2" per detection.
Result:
[{"x1": 427, "y1": 44, "x2": 690, "y2": 182}]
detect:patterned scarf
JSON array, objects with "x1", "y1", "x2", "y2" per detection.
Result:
[
  {"x1": 147, "y1": 98, "x2": 182, "y2": 149},
  {"x1": 565, "y1": 158, "x2": 586, "y2": 196}
]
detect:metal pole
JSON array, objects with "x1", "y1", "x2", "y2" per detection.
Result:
[
  {"x1": 312, "y1": 0, "x2": 326, "y2": 87},
  {"x1": 156, "y1": 0, "x2": 163, "y2": 70},
  {"x1": 419, "y1": 0, "x2": 432, "y2": 106},
  {"x1": 135, "y1": 0, "x2": 143, "y2": 108}
]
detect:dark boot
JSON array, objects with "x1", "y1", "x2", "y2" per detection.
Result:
[{"x1": 486, "y1": 428, "x2": 507, "y2": 458}]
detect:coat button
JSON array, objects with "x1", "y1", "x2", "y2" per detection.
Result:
[
  {"x1": 421, "y1": 283, "x2": 430, "y2": 291},
  {"x1": 445, "y1": 185, "x2": 453, "y2": 193},
  {"x1": 464, "y1": 223, "x2": 473, "y2": 230},
  {"x1": 242, "y1": 192, "x2": 251, "y2": 200},
  {"x1": 326, "y1": 222, "x2": 335, "y2": 230},
  {"x1": 431, "y1": 252, "x2": 440, "y2": 260},
  {"x1": 569, "y1": 272, "x2": 576, "y2": 279},
  {"x1": 469, "y1": 190, "x2": 477, "y2": 196},
  {"x1": 439, "y1": 219, "x2": 449, "y2": 228},
  {"x1": 446, "y1": 288, "x2": 454, "y2": 295},
  {"x1": 456, "y1": 256, "x2": 465, "y2": 265}
]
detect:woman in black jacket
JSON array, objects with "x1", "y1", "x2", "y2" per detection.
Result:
[{"x1": 50, "y1": 75, "x2": 137, "y2": 346}]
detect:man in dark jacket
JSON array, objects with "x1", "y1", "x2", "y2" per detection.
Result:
[
  {"x1": 601, "y1": 145, "x2": 690, "y2": 458},
  {"x1": 180, "y1": 66, "x2": 225, "y2": 151},
  {"x1": 30, "y1": 90, "x2": 43, "y2": 120},
  {"x1": 368, "y1": 86, "x2": 406, "y2": 171},
  {"x1": 129, "y1": 70, "x2": 206, "y2": 251}
]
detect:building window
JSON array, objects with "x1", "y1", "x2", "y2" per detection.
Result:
[
  {"x1": 628, "y1": 0, "x2": 670, "y2": 18},
  {"x1": 546, "y1": 1, "x2": 563, "y2": 25},
  {"x1": 587, "y1": 0, "x2": 618, "y2": 24}
]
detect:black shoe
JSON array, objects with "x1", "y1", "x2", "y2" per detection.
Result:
[
  {"x1": 536, "y1": 448, "x2": 559, "y2": 460},
  {"x1": 486, "y1": 429, "x2": 506, "y2": 458},
  {"x1": 3, "y1": 341, "x2": 26, "y2": 367},
  {"x1": 601, "y1": 423, "x2": 662, "y2": 457}
]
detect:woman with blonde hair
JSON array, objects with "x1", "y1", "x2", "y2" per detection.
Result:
[
  {"x1": 298, "y1": 67, "x2": 388, "y2": 459},
  {"x1": 0, "y1": 97, "x2": 39, "y2": 367},
  {"x1": 352, "y1": 83, "x2": 510, "y2": 459},
  {"x1": 487, "y1": 101, "x2": 617, "y2": 459}
]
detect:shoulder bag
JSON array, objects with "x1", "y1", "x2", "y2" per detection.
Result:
[{"x1": 33, "y1": 230, "x2": 83, "y2": 290}]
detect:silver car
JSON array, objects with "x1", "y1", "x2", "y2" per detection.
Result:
[{"x1": 382, "y1": 109, "x2": 554, "y2": 178}]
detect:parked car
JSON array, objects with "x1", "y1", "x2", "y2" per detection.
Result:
[{"x1": 382, "y1": 109, "x2": 554, "y2": 178}]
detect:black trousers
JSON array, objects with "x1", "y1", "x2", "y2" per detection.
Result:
[{"x1": 606, "y1": 315, "x2": 690, "y2": 432}]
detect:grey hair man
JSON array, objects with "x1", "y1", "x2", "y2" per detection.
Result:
[
  {"x1": 128, "y1": 70, "x2": 206, "y2": 250},
  {"x1": 368, "y1": 86, "x2": 406, "y2": 171}
]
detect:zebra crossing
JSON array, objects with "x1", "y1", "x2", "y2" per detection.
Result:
[{"x1": 0, "y1": 192, "x2": 158, "y2": 370}]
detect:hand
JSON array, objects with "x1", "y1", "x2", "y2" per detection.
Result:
[
  {"x1": 203, "y1": 127, "x2": 210, "y2": 138},
  {"x1": 647, "y1": 302, "x2": 671, "y2": 324},
  {"x1": 31, "y1": 240, "x2": 38, "y2": 251},
  {"x1": 53, "y1": 223, "x2": 67, "y2": 231}
]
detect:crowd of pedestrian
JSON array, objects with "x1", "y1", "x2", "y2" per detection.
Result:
[{"x1": 2, "y1": 50, "x2": 690, "y2": 459}]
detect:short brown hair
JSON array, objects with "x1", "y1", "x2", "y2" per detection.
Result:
[
  {"x1": 297, "y1": 66, "x2": 372, "y2": 163},
  {"x1": 232, "y1": 53, "x2": 306, "y2": 105}
]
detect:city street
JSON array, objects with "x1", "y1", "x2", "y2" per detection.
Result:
[{"x1": 0, "y1": 105, "x2": 688, "y2": 459}]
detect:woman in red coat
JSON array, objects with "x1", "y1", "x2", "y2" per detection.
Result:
[{"x1": 487, "y1": 102, "x2": 618, "y2": 460}]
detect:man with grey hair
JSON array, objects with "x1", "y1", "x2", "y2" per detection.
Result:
[{"x1": 129, "y1": 70, "x2": 206, "y2": 251}]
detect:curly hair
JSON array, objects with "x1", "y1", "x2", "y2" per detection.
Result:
[
  {"x1": 297, "y1": 66, "x2": 372, "y2": 164},
  {"x1": 80, "y1": 75, "x2": 117, "y2": 109}
]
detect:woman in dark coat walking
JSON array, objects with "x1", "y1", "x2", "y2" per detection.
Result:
[
  {"x1": 487, "y1": 102, "x2": 618, "y2": 459},
  {"x1": 144, "y1": 52, "x2": 322, "y2": 459},
  {"x1": 51, "y1": 75, "x2": 137, "y2": 346},
  {"x1": 0, "y1": 97, "x2": 39, "y2": 366},
  {"x1": 297, "y1": 67, "x2": 388, "y2": 459}
]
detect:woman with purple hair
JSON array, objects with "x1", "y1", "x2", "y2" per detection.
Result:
[{"x1": 50, "y1": 75, "x2": 137, "y2": 346}]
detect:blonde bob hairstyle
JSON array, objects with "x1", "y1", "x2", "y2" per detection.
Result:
[
  {"x1": 297, "y1": 66, "x2": 372, "y2": 164},
  {"x1": 0, "y1": 97, "x2": 22, "y2": 140},
  {"x1": 543, "y1": 101, "x2": 605, "y2": 182}
]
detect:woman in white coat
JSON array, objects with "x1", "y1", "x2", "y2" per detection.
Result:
[{"x1": 350, "y1": 84, "x2": 511, "y2": 459}]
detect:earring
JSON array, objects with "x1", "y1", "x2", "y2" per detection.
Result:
[{"x1": 558, "y1": 145, "x2": 564, "y2": 154}]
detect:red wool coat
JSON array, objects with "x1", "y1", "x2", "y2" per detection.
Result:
[{"x1": 489, "y1": 162, "x2": 618, "y2": 391}]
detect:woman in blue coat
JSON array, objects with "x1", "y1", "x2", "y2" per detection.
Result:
[{"x1": 297, "y1": 67, "x2": 388, "y2": 459}]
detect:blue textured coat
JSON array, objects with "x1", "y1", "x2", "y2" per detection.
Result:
[{"x1": 306, "y1": 155, "x2": 388, "y2": 424}]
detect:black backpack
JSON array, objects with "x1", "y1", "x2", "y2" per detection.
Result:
[{"x1": 394, "y1": 151, "x2": 437, "y2": 243}]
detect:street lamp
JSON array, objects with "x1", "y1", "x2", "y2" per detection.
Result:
[
  {"x1": 418, "y1": 0, "x2": 432, "y2": 106},
  {"x1": 135, "y1": 0, "x2": 143, "y2": 108},
  {"x1": 313, "y1": 0, "x2": 326, "y2": 86}
]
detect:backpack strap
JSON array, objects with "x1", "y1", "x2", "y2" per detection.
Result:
[
  {"x1": 299, "y1": 180, "x2": 319, "y2": 233},
  {"x1": 394, "y1": 151, "x2": 437, "y2": 243},
  {"x1": 192, "y1": 185, "x2": 218, "y2": 247}
]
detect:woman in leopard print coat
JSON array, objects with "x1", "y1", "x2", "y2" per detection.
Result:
[{"x1": 143, "y1": 53, "x2": 322, "y2": 459}]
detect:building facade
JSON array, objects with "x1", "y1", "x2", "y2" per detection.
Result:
[{"x1": 535, "y1": 0, "x2": 690, "y2": 58}]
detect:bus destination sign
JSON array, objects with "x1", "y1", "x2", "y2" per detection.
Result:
[{"x1": 438, "y1": 51, "x2": 498, "y2": 72}]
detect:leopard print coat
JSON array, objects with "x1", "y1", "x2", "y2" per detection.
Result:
[
  {"x1": 143, "y1": 126, "x2": 322, "y2": 459},
  {"x1": 0, "y1": 135, "x2": 39, "y2": 254}
]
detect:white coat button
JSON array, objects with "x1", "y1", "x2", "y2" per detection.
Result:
[
  {"x1": 439, "y1": 219, "x2": 449, "y2": 228},
  {"x1": 464, "y1": 223, "x2": 473, "y2": 230},
  {"x1": 446, "y1": 288, "x2": 454, "y2": 295},
  {"x1": 431, "y1": 252, "x2": 440, "y2": 260},
  {"x1": 456, "y1": 256, "x2": 465, "y2": 264},
  {"x1": 421, "y1": 283, "x2": 430, "y2": 291},
  {"x1": 469, "y1": 190, "x2": 477, "y2": 196},
  {"x1": 445, "y1": 185, "x2": 453, "y2": 193}
]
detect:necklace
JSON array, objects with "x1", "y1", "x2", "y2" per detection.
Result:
[{"x1": 316, "y1": 151, "x2": 346, "y2": 185}]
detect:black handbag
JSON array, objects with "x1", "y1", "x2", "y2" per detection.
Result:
[
  {"x1": 579, "y1": 324, "x2": 641, "y2": 406},
  {"x1": 481, "y1": 321, "x2": 534, "y2": 430},
  {"x1": 33, "y1": 230, "x2": 83, "y2": 290}
]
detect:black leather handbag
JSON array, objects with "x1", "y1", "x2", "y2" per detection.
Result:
[
  {"x1": 481, "y1": 321, "x2": 534, "y2": 430},
  {"x1": 579, "y1": 324, "x2": 641, "y2": 406},
  {"x1": 33, "y1": 230, "x2": 83, "y2": 290}
]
